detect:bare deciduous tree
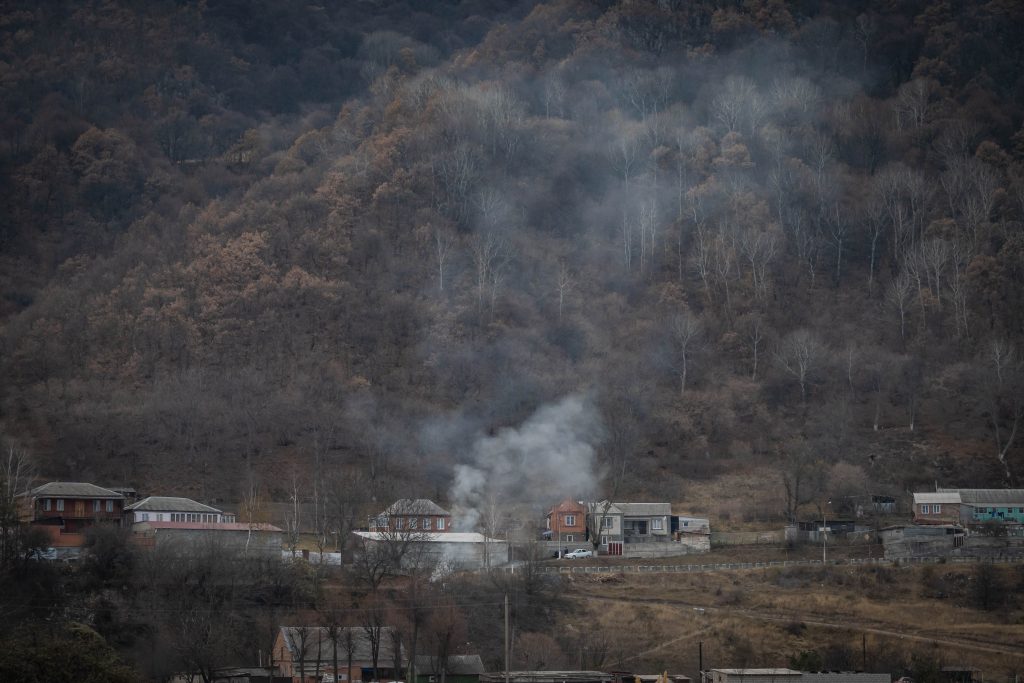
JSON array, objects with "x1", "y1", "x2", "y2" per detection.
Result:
[{"x1": 775, "y1": 328, "x2": 827, "y2": 404}]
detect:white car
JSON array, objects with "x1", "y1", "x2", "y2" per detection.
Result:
[{"x1": 563, "y1": 548, "x2": 593, "y2": 559}]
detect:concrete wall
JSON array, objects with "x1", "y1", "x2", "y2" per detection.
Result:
[
  {"x1": 153, "y1": 528, "x2": 283, "y2": 557},
  {"x1": 712, "y1": 529, "x2": 785, "y2": 546},
  {"x1": 623, "y1": 539, "x2": 709, "y2": 558}
]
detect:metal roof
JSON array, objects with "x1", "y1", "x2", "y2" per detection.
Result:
[
  {"x1": 383, "y1": 498, "x2": 451, "y2": 516},
  {"x1": 416, "y1": 655, "x2": 485, "y2": 675},
  {"x1": 280, "y1": 626, "x2": 401, "y2": 664},
  {"x1": 914, "y1": 492, "x2": 961, "y2": 504},
  {"x1": 613, "y1": 502, "x2": 672, "y2": 517},
  {"x1": 354, "y1": 531, "x2": 502, "y2": 543},
  {"x1": 939, "y1": 488, "x2": 1024, "y2": 505},
  {"x1": 134, "y1": 521, "x2": 281, "y2": 532},
  {"x1": 480, "y1": 672, "x2": 613, "y2": 683},
  {"x1": 126, "y1": 496, "x2": 221, "y2": 513},
  {"x1": 711, "y1": 670, "x2": 801, "y2": 676},
  {"x1": 25, "y1": 482, "x2": 124, "y2": 499}
]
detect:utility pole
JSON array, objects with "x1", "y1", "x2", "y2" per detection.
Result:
[
  {"x1": 822, "y1": 499, "x2": 832, "y2": 564},
  {"x1": 504, "y1": 593, "x2": 510, "y2": 683}
]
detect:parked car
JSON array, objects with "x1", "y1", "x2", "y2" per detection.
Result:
[{"x1": 563, "y1": 548, "x2": 593, "y2": 559}]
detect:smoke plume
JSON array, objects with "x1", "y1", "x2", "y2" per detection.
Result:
[{"x1": 449, "y1": 394, "x2": 605, "y2": 532}]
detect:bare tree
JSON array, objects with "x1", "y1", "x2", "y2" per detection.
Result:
[
  {"x1": 472, "y1": 230, "x2": 510, "y2": 321},
  {"x1": 664, "y1": 312, "x2": 704, "y2": 396},
  {"x1": 775, "y1": 328, "x2": 827, "y2": 404},
  {"x1": 781, "y1": 442, "x2": 826, "y2": 524},
  {"x1": 434, "y1": 227, "x2": 455, "y2": 293},
  {"x1": 711, "y1": 76, "x2": 766, "y2": 136},
  {"x1": 0, "y1": 442, "x2": 34, "y2": 567},
  {"x1": 555, "y1": 262, "x2": 575, "y2": 322},
  {"x1": 738, "y1": 314, "x2": 768, "y2": 380},
  {"x1": 887, "y1": 271, "x2": 914, "y2": 342},
  {"x1": 981, "y1": 340, "x2": 1022, "y2": 481}
]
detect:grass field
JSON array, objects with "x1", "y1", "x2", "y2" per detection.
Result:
[{"x1": 553, "y1": 563, "x2": 1024, "y2": 679}]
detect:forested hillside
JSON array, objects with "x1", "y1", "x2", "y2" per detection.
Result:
[{"x1": 2, "y1": 0, "x2": 1023, "y2": 521}]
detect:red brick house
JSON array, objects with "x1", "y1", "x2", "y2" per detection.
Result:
[
  {"x1": 18, "y1": 482, "x2": 125, "y2": 547},
  {"x1": 544, "y1": 499, "x2": 586, "y2": 544}
]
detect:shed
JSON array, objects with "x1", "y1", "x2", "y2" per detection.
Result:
[{"x1": 415, "y1": 655, "x2": 485, "y2": 683}]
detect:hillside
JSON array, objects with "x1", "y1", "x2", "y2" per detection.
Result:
[{"x1": 1, "y1": 0, "x2": 1023, "y2": 523}]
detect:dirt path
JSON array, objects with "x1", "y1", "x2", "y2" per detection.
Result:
[{"x1": 569, "y1": 592, "x2": 1024, "y2": 658}]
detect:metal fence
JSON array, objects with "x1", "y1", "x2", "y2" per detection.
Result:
[{"x1": 496, "y1": 555, "x2": 1024, "y2": 575}]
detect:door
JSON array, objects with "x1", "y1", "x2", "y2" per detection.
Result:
[{"x1": 608, "y1": 542, "x2": 623, "y2": 556}]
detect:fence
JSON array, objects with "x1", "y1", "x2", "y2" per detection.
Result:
[
  {"x1": 710, "y1": 529, "x2": 785, "y2": 546},
  {"x1": 494, "y1": 555, "x2": 1024, "y2": 575}
]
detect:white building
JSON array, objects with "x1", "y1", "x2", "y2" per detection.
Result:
[
  {"x1": 124, "y1": 496, "x2": 236, "y2": 524},
  {"x1": 352, "y1": 530, "x2": 509, "y2": 571}
]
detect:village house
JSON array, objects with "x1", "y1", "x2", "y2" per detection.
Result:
[
  {"x1": 124, "y1": 495, "x2": 236, "y2": 525},
  {"x1": 274, "y1": 625, "x2": 404, "y2": 683},
  {"x1": 370, "y1": 499, "x2": 452, "y2": 533},
  {"x1": 586, "y1": 501, "x2": 671, "y2": 555},
  {"x1": 17, "y1": 481, "x2": 125, "y2": 549},
  {"x1": 543, "y1": 499, "x2": 586, "y2": 547},
  {"x1": 913, "y1": 488, "x2": 1024, "y2": 526}
]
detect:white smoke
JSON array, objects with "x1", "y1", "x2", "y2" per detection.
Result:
[{"x1": 449, "y1": 394, "x2": 605, "y2": 532}]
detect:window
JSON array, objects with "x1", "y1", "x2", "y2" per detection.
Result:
[
  {"x1": 565, "y1": 535, "x2": 574, "y2": 542},
  {"x1": 652, "y1": 518, "x2": 664, "y2": 530},
  {"x1": 600, "y1": 535, "x2": 609, "y2": 546},
  {"x1": 921, "y1": 505, "x2": 930, "y2": 514},
  {"x1": 93, "y1": 500, "x2": 101, "y2": 512},
  {"x1": 106, "y1": 499, "x2": 113, "y2": 512},
  {"x1": 423, "y1": 517, "x2": 432, "y2": 530},
  {"x1": 43, "y1": 499, "x2": 51, "y2": 511},
  {"x1": 395, "y1": 517, "x2": 404, "y2": 530},
  {"x1": 141, "y1": 513, "x2": 148, "y2": 521},
  {"x1": 933, "y1": 504, "x2": 941, "y2": 514},
  {"x1": 437, "y1": 518, "x2": 445, "y2": 530},
  {"x1": 56, "y1": 499, "x2": 64, "y2": 512},
  {"x1": 601, "y1": 517, "x2": 613, "y2": 529},
  {"x1": 564, "y1": 515, "x2": 576, "y2": 526},
  {"x1": 409, "y1": 518, "x2": 418, "y2": 529}
]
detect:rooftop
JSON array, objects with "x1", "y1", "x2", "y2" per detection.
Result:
[
  {"x1": 711, "y1": 670, "x2": 801, "y2": 676},
  {"x1": 354, "y1": 531, "x2": 501, "y2": 543},
  {"x1": 613, "y1": 502, "x2": 672, "y2": 516},
  {"x1": 384, "y1": 498, "x2": 451, "y2": 516},
  {"x1": 24, "y1": 482, "x2": 124, "y2": 499},
  {"x1": 939, "y1": 488, "x2": 1024, "y2": 505},
  {"x1": 480, "y1": 672, "x2": 613, "y2": 683},
  {"x1": 914, "y1": 492, "x2": 962, "y2": 504},
  {"x1": 279, "y1": 626, "x2": 401, "y2": 663},
  {"x1": 415, "y1": 655, "x2": 485, "y2": 675},
  {"x1": 134, "y1": 521, "x2": 281, "y2": 532},
  {"x1": 126, "y1": 496, "x2": 222, "y2": 513}
]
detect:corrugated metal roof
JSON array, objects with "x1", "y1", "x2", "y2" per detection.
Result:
[
  {"x1": 914, "y1": 492, "x2": 961, "y2": 504},
  {"x1": 126, "y1": 496, "x2": 221, "y2": 513},
  {"x1": 614, "y1": 502, "x2": 672, "y2": 517},
  {"x1": 280, "y1": 626, "x2": 401, "y2": 664},
  {"x1": 27, "y1": 482, "x2": 124, "y2": 499},
  {"x1": 416, "y1": 655, "x2": 485, "y2": 675},
  {"x1": 711, "y1": 670, "x2": 801, "y2": 676},
  {"x1": 354, "y1": 531, "x2": 501, "y2": 543},
  {"x1": 383, "y1": 498, "x2": 451, "y2": 516},
  {"x1": 134, "y1": 521, "x2": 281, "y2": 532},
  {"x1": 942, "y1": 489, "x2": 1024, "y2": 505}
]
